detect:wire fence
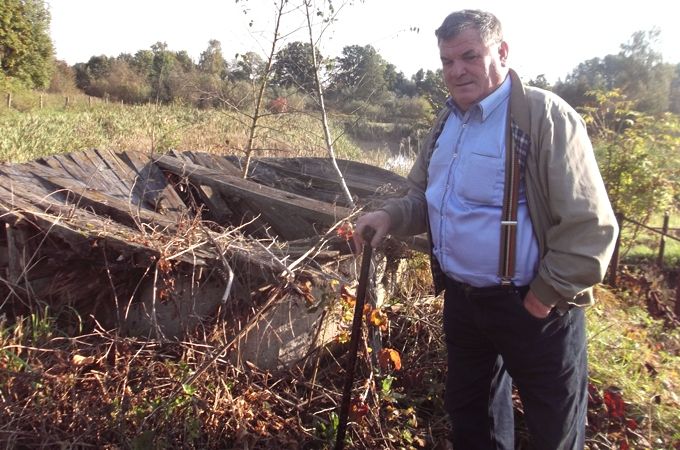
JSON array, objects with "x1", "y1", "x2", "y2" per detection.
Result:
[{"x1": 2, "y1": 91, "x2": 122, "y2": 112}]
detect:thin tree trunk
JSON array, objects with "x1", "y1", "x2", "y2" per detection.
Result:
[
  {"x1": 241, "y1": 0, "x2": 287, "y2": 179},
  {"x1": 303, "y1": 0, "x2": 355, "y2": 208}
]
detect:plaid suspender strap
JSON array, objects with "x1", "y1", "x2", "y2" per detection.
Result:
[{"x1": 499, "y1": 113, "x2": 522, "y2": 286}]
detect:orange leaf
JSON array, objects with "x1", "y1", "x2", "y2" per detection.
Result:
[
  {"x1": 369, "y1": 308, "x2": 389, "y2": 331},
  {"x1": 378, "y1": 348, "x2": 402, "y2": 371},
  {"x1": 349, "y1": 400, "x2": 369, "y2": 422},
  {"x1": 340, "y1": 286, "x2": 356, "y2": 307}
]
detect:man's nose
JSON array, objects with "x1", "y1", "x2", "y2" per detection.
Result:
[{"x1": 449, "y1": 61, "x2": 466, "y2": 77}]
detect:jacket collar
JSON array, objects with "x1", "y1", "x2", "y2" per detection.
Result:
[{"x1": 508, "y1": 69, "x2": 531, "y2": 133}]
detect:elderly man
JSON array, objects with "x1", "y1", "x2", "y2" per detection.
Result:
[{"x1": 354, "y1": 9, "x2": 618, "y2": 450}]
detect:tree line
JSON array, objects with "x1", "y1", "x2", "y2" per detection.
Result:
[{"x1": 3, "y1": 1, "x2": 680, "y2": 118}]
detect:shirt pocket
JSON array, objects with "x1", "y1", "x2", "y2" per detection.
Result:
[{"x1": 456, "y1": 151, "x2": 504, "y2": 206}]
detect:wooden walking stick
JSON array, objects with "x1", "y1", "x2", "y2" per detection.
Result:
[{"x1": 334, "y1": 227, "x2": 375, "y2": 450}]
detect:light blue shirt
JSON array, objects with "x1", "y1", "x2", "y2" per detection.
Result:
[{"x1": 425, "y1": 76, "x2": 539, "y2": 287}]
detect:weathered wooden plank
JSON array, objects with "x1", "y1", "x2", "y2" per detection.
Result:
[
  {"x1": 29, "y1": 168, "x2": 179, "y2": 232},
  {"x1": 39, "y1": 153, "x2": 91, "y2": 183},
  {"x1": 0, "y1": 163, "x2": 73, "y2": 207},
  {"x1": 119, "y1": 151, "x2": 188, "y2": 217},
  {"x1": 154, "y1": 154, "x2": 354, "y2": 240},
  {"x1": 75, "y1": 149, "x2": 132, "y2": 200},
  {"x1": 0, "y1": 187, "x2": 153, "y2": 265},
  {"x1": 253, "y1": 157, "x2": 407, "y2": 199},
  {"x1": 96, "y1": 148, "x2": 142, "y2": 197},
  {"x1": 184, "y1": 151, "x2": 242, "y2": 177}
]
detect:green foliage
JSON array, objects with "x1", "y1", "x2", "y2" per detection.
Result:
[
  {"x1": 0, "y1": 0, "x2": 54, "y2": 89},
  {"x1": 47, "y1": 59, "x2": 78, "y2": 94},
  {"x1": 198, "y1": 39, "x2": 228, "y2": 79},
  {"x1": 412, "y1": 68, "x2": 448, "y2": 112},
  {"x1": 331, "y1": 44, "x2": 389, "y2": 99},
  {"x1": 271, "y1": 41, "x2": 320, "y2": 92},
  {"x1": 555, "y1": 29, "x2": 678, "y2": 114},
  {"x1": 229, "y1": 51, "x2": 265, "y2": 83},
  {"x1": 581, "y1": 90, "x2": 680, "y2": 226}
]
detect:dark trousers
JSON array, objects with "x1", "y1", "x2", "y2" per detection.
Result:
[{"x1": 443, "y1": 278, "x2": 588, "y2": 450}]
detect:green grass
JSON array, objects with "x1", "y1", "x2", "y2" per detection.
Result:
[{"x1": 588, "y1": 287, "x2": 680, "y2": 448}]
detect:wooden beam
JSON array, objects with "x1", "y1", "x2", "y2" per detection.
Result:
[{"x1": 154, "y1": 154, "x2": 354, "y2": 240}]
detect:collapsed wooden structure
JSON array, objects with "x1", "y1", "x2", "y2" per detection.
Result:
[{"x1": 0, "y1": 149, "x2": 414, "y2": 368}]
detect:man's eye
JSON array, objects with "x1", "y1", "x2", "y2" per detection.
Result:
[{"x1": 463, "y1": 54, "x2": 478, "y2": 61}]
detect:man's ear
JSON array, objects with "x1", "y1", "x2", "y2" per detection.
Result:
[{"x1": 499, "y1": 41, "x2": 509, "y2": 66}]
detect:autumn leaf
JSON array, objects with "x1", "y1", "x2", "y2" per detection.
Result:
[
  {"x1": 369, "y1": 308, "x2": 389, "y2": 331},
  {"x1": 604, "y1": 387, "x2": 626, "y2": 419},
  {"x1": 378, "y1": 348, "x2": 402, "y2": 371},
  {"x1": 337, "y1": 221, "x2": 354, "y2": 241},
  {"x1": 72, "y1": 354, "x2": 95, "y2": 366},
  {"x1": 335, "y1": 331, "x2": 350, "y2": 344},
  {"x1": 340, "y1": 285, "x2": 356, "y2": 308},
  {"x1": 299, "y1": 279, "x2": 315, "y2": 304},
  {"x1": 349, "y1": 400, "x2": 369, "y2": 422}
]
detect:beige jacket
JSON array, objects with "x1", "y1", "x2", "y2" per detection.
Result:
[{"x1": 382, "y1": 70, "x2": 619, "y2": 309}]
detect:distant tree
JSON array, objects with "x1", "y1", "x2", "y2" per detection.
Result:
[
  {"x1": 198, "y1": 39, "x2": 227, "y2": 79},
  {"x1": 526, "y1": 74, "x2": 551, "y2": 90},
  {"x1": 131, "y1": 49, "x2": 154, "y2": 76},
  {"x1": 174, "y1": 50, "x2": 195, "y2": 73},
  {"x1": 88, "y1": 58, "x2": 151, "y2": 103},
  {"x1": 554, "y1": 30, "x2": 674, "y2": 113},
  {"x1": 384, "y1": 63, "x2": 416, "y2": 97},
  {"x1": 331, "y1": 44, "x2": 389, "y2": 99},
  {"x1": 73, "y1": 55, "x2": 113, "y2": 94},
  {"x1": 271, "y1": 41, "x2": 320, "y2": 92},
  {"x1": 670, "y1": 63, "x2": 680, "y2": 114},
  {"x1": 0, "y1": 0, "x2": 54, "y2": 88},
  {"x1": 229, "y1": 51, "x2": 265, "y2": 82},
  {"x1": 48, "y1": 59, "x2": 78, "y2": 93},
  {"x1": 413, "y1": 68, "x2": 447, "y2": 111}
]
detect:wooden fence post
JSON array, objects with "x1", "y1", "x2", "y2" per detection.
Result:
[
  {"x1": 6, "y1": 92, "x2": 11, "y2": 108},
  {"x1": 608, "y1": 213, "x2": 624, "y2": 287},
  {"x1": 657, "y1": 211, "x2": 670, "y2": 268},
  {"x1": 39, "y1": 94, "x2": 44, "y2": 109},
  {"x1": 64, "y1": 96, "x2": 70, "y2": 108}
]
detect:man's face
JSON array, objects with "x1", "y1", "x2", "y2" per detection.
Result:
[{"x1": 438, "y1": 28, "x2": 509, "y2": 111}]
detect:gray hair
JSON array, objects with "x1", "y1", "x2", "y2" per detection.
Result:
[{"x1": 435, "y1": 10, "x2": 503, "y2": 44}]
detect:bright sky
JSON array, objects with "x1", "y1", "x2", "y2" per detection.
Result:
[{"x1": 47, "y1": 0, "x2": 680, "y2": 84}]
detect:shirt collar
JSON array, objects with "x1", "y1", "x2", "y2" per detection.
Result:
[{"x1": 446, "y1": 74, "x2": 511, "y2": 122}]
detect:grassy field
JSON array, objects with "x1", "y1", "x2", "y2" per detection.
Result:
[
  {"x1": 1, "y1": 99, "x2": 679, "y2": 449},
  {"x1": 0, "y1": 98, "x2": 379, "y2": 164}
]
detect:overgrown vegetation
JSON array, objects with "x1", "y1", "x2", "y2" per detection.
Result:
[{"x1": 1, "y1": 257, "x2": 678, "y2": 449}]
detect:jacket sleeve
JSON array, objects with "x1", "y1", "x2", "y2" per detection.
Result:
[
  {"x1": 380, "y1": 141, "x2": 430, "y2": 237},
  {"x1": 529, "y1": 97, "x2": 619, "y2": 306},
  {"x1": 379, "y1": 108, "x2": 450, "y2": 237}
]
